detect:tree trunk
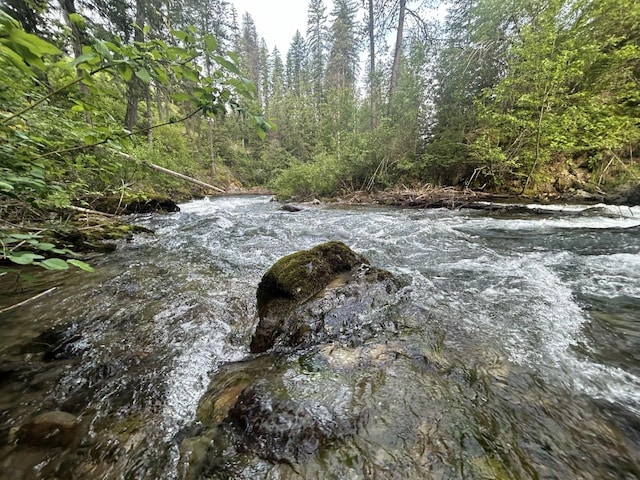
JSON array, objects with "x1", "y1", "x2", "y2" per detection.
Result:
[
  {"x1": 208, "y1": 119, "x2": 216, "y2": 177},
  {"x1": 368, "y1": 0, "x2": 377, "y2": 128},
  {"x1": 59, "y1": 0, "x2": 90, "y2": 112},
  {"x1": 110, "y1": 150, "x2": 226, "y2": 193},
  {"x1": 124, "y1": 0, "x2": 146, "y2": 131},
  {"x1": 389, "y1": 0, "x2": 406, "y2": 103},
  {"x1": 156, "y1": 86, "x2": 163, "y2": 121},
  {"x1": 146, "y1": 85, "x2": 153, "y2": 145}
]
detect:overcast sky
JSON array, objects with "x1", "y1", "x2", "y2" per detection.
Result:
[{"x1": 228, "y1": 0, "x2": 334, "y2": 53}]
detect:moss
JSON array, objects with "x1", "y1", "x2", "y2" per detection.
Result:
[
  {"x1": 110, "y1": 413, "x2": 145, "y2": 442},
  {"x1": 92, "y1": 195, "x2": 179, "y2": 215},
  {"x1": 52, "y1": 220, "x2": 153, "y2": 253},
  {"x1": 256, "y1": 241, "x2": 367, "y2": 317}
]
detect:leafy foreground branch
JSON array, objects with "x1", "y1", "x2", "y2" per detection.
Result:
[{"x1": 0, "y1": 11, "x2": 270, "y2": 276}]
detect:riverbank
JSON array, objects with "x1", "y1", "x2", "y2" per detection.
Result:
[{"x1": 323, "y1": 183, "x2": 640, "y2": 209}]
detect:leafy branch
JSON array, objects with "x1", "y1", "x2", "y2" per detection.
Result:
[{"x1": 38, "y1": 107, "x2": 205, "y2": 158}]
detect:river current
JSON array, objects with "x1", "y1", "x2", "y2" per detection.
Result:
[{"x1": 1, "y1": 195, "x2": 639, "y2": 479}]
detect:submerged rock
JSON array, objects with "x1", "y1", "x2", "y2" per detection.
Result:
[
  {"x1": 21, "y1": 322, "x2": 85, "y2": 361},
  {"x1": 251, "y1": 241, "x2": 400, "y2": 353},
  {"x1": 17, "y1": 411, "x2": 80, "y2": 448},
  {"x1": 182, "y1": 356, "x2": 359, "y2": 478},
  {"x1": 226, "y1": 380, "x2": 354, "y2": 463}
]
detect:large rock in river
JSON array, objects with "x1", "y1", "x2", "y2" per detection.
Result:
[
  {"x1": 250, "y1": 241, "x2": 401, "y2": 353},
  {"x1": 180, "y1": 243, "x2": 408, "y2": 477}
]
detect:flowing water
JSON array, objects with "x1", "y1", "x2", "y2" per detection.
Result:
[{"x1": 1, "y1": 196, "x2": 639, "y2": 479}]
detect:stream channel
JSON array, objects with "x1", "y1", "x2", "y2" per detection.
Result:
[{"x1": 1, "y1": 195, "x2": 639, "y2": 479}]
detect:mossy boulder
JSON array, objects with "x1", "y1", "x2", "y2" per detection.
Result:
[
  {"x1": 93, "y1": 195, "x2": 180, "y2": 215},
  {"x1": 256, "y1": 241, "x2": 367, "y2": 316},
  {"x1": 250, "y1": 241, "x2": 400, "y2": 353}
]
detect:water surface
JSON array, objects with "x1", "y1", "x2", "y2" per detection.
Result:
[{"x1": 1, "y1": 196, "x2": 639, "y2": 479}]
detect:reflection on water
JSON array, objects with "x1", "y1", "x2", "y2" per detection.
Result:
[{"x1": 1, "y1": 196, "x2": 639, "y2": 479}]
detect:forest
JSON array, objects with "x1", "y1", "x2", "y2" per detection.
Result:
[
  {"x1": 1, "y1": 0, "x2": 639, "y2": 269},
  {"x1": 1, "y1": 3, "x2": 639, "y2": 477}
]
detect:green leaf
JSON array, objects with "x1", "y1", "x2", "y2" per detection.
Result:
[
  {"x1": 9, "y1": 28, "x2": 61, "y2": 56},
  {"x1": 51, "y1": 248, "x2": 74, "y2": 255},
  {"x1": 104, "y1": 41, "x2": 121, "y2": 53},
  {"x1": 68, "y1": 13, "x2": 86, "y2": 29},
  {"x1": 7, "y1": 252, "x2": 45, "y2": 265},
  {"x1": 93, "y1": 40, "x2": 110, "y2": 58},
  {"x1": 70, "y1": 52, "x2": 98, "y2": 67},
  {"x1": 118, "y1": 63, "x2": 133, "y2": 82},
  {"x1": 135, "y1": 67, "x2": 152, "y2": 84},
  {"x1": 170, "y1": 30, "x2": 188, "y2": 41},
  {"x1": 0, "y1": 45, "x2": 33, "y2": 75},
  {"x1": 204, "y1": 34, "x2": 217, "y2": 52},
  {"x1": 170, "y1": 92, "x2": 191, "y2": 102},
  {"x1": 153, "y1": 66, "x2": 168, "y2": 84},
  {"x1": 39, "y1": 258, "x2": 70, "y2": 270},
  {"x1": 67, "y1": 259, "x2": 95, "y2": 272},
  {"x1": 0, "y1": 180, "x2": 14, "y2": 191},
  {"x1": 8, "y1": 233, "x2": 40, "y2": 240},
  {"x1": 213, "y1": 55, "x2": 240, "y2": 75},
  {"x1": 182, "y1": 68, "x2": 199, "y2": 82},
  {"x1": 34, "y1": 242, "x2": 56, "y2": 251}
]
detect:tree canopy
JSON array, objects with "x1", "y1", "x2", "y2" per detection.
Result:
[{"x1": 1, "y1": 0, "x2": 638, "y2": 211}]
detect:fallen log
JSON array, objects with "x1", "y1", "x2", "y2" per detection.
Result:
[
  {"x1": 142, "y1": 162, "x2": 226, "y2": 193},
  {"x1": 67, "y1": 206, "x2": 118, "y2": 218},
  {"x1": 109, "y1": 150, "x2": 226, "y2": 194}
]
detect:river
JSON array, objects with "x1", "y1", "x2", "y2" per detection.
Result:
[{"x1": 1, "y1": 195, "x2": 639, "y2": 479}]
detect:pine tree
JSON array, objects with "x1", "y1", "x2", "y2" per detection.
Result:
[
  {"x1": 326, "y1": 0, "x2": 359, "y2": 92},
  {"x1": 306, "y1": 0, "x2": 328, "y2": 103},
  {"x1": 239, "y1": 12, "x2": 261, "y2": 92},
  {"x1": 286, "y1": 30, "x2": 307, "y2": 96}
]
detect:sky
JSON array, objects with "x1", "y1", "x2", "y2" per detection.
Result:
[{"x1": 228, "y1": 0, "x2": 333, "y2": 53}]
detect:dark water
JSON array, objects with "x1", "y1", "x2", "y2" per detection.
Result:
[{"x1": 1, "y1": 196, "x2": 639, "y2": 479}]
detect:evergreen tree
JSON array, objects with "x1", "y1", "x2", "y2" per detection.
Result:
[
  {"x1": 286, "y1": 30, "x2": 307, "y2": 96},
  {"x1": 326, "y1": 0, "x2": 359, "y2": 92},
  {"x1": 259, "y1": 39, "x2": 271, "y2": 108},
  {"x1": 271, "y1": 47, "x2": 286, "y2": 99},
  {"x1": 306, "y1": 0, "x2": 328, "y2": 103},
  {"x1": 239, "y1": 12, "x2": 262, "y2": 95}
]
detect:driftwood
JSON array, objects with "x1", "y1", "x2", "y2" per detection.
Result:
[
  {"x1": 337, "y1": 186, "x2": 509, "y2": 209},
  {"x1": 110, "y1": 150, "x2": 226, "y2": 194}
]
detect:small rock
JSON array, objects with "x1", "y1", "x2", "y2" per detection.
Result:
[
  {"x1": 18, "y1": 411, "x2": 79, "y2": 447},
  {"x1": 21, "y1": 323, "x2": 85, "y2": 361},
  {"x1": 280, "y1": 204, "x2": 302, "y2": 212}
]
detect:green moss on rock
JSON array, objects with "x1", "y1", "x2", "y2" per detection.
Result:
[
  {"x1": 250, "y1": 241, "x2": 400, "y2": 353},
  {"x1": 256, "y1": 241, "x2": 367, "y2": 317}
]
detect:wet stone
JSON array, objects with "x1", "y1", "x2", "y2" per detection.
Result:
[
  {"x1": 226, "y1": 380, "x2": 354, "y2": 464},
  {"x1": 21, "y1": 322, "x2": 86, "y2": 362},
  {"x1": 17, "y1": 411, "x2": 80, "y2": 448},
  {"x1": 251, "y1": 241, "x2": 401, "y2": 353},
  {"x1": 280, "y1": 204, "x2": 302, "y2": 212}
]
